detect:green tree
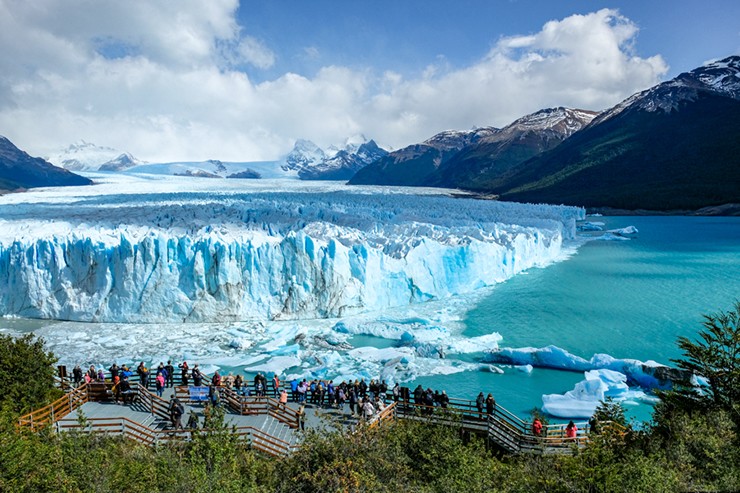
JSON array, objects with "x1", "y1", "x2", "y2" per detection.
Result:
[
  {"x1": 0, "y1": 334, "x2": 60, "y2": 414},
  {"x1": 669, "y1": 301, "x2": 740, "y2": 424}
]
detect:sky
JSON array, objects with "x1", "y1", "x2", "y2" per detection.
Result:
[{"x1": 1, "y1": 0, "x2": 739, "y2": 163}]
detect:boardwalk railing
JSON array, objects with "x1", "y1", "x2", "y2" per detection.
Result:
[
  {"x1": 53, "y1": 416, "x2": 297, "y2": 457},
  {"x1": 18, "y1": 383, "x2": 89, "y2": 432}
]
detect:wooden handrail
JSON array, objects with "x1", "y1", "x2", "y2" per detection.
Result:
[{"x1": 18, "y1": 383, "x2": 89, "y2": 431}]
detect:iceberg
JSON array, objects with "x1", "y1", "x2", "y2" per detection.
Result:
[
  {"x1": 542, "y1": 369, "x2": 658, "y2": 419},
  {"x1": 487, "y1": 345, "x2": 676, "y2": 389},
  {"x1": 0, "y1": 175, "x2": 583, "y2": 323}
]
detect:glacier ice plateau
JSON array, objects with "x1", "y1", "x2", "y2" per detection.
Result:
[{"x1": 0, "y1": 175, "x2": 583, "y2": 323}]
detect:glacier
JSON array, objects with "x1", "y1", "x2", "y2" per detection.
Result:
[{"x1": 0, "y1": 175, "x2": 583, "y2": 323}]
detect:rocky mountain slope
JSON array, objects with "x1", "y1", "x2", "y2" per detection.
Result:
[
  {"x1": 499, "y1": 55, "x2": 740, "y2": 210},
  {"x1": 426, "y1": 107, "x2": 597, "y2": 190},
  {"x1": 348, "y1": 127, "x2": 497, "y2": 186},
  {"x1": 0, "y1": 136, "x2": 93, "y2": 190}
]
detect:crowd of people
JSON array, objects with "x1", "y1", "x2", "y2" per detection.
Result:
[{"x1": 70, "y1": 360, "x2": 509, "y2": 431}]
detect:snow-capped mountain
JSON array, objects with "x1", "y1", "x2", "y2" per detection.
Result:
[
  {"x1": 98, "y1": 153, "x2": 142, "y2": 172},
  {"x1": 48, "y1": 141, "x2": 142, "y2": 171},
  {"x1": 283, "y1": 136, "x2": 389, "y2": 180},
  {"x1": 498, "y1": 55, "x2": 740, "y2": 211},
  {"x1": 348, "y1": 127, "x2": 497, "y2": 186},
  {"x1": 427, "y1": 107, "x2": 597, "y2": 190},
  {"x1": 593, "y1": 55, "x2": 740, "y2": 124},
  {"x1": 0, "y1": 136, "x2": 92, "y2": 190}
]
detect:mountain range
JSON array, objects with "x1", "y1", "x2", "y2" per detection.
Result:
[
  {"x1": 351, "y1": 55, "x2": 740, "y2": 212},
  {"x1": 284, "y1": 136, "x2": 388, "y2": 180},
  {"x1": 0, "y1": 136, "x2": 92, "y2": 191}
]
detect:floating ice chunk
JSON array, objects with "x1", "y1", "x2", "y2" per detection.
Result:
[
  {"x1": 516, "y1": 364, "x2": 534, "y2": 373},
  {"x1": 608, "y1": 226, "x2": 639, "y2": 236},
  {"x1": 487, "y1": 345, "x2": 682, "y2": 391},
  {"x1": 245, "y1": 356, "x2": 301, "y2": 374},
  {"x1": 542, "y1": 369, "x2": 656, "y2": 418},
  {"x1": 577, "y1": 222, "x2": 604, "y2": 232}
]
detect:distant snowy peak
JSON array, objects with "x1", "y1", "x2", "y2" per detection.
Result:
[
  {"x1": 283, "y1": 137, "x2": 389, "y2": 180},
  {"x1": 423, "y1": 127, "x2": 499, "y2": 151},
  {"x1": 594, "y1": 55, "x2": 740, "y2": 124},
  {"x1": 98, "y1": 153, "x2": 143, "y2": 172},
  {"x1": 283, "y1": 139, "x2": 326, "y2": 172},
  {"x1": 48, "y1": 140, "x2": 142, "y2": 171}
]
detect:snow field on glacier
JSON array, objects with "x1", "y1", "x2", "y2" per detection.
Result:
[{"x1": 0, "y1": 175, "x2": 583, "y2": 323}]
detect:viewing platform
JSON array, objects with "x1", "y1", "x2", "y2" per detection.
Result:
[{"x1": 18, "y1": 374, "x2": 621, "y2": 458}]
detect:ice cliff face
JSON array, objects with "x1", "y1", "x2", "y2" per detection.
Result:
[{"x1": 0, "y1": 177, "x2": 583, "y2": 323}]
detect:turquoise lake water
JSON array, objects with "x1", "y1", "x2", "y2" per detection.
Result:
[{"x1": 412, "y1": 216, "x2": 740, "y2": 423}]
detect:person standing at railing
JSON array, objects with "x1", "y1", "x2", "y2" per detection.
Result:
[
  {"x1": 272, "y1": 374, "x2": 280, "y2": 395},
  {"x1": 348, "y1": 387, "x2": 358, "y2": 416},
  {"x1": 211, "y1": 371, "x2": 222, "y2": 387},
  {"x1": 179, "y1": 361, "x2": 190, "y2": 386},
  {"x1": 155, "y1": 371, "x2": 166, "y2": 397},
  {"x1": 566, "y1": 420, "x2": 578, "y2": 440},
  {"x1": 532, "y1": 418, "x2": 543, "y2": 437},
  {"x1": 192, "y1": 365, "x2": 203, "y2": 387},
  {"x1": 108, "y1": 363, "x2": 119, "y2": 382},
  {"x1": 73, "y1": 364, "x2": 83, "y2": 387},
  {"x1": 439, "y1": 391, "x2": 449, "y2": 409},
  {"x1": 485, "y1": 394, "x2": 496, "y2": 417},
  {"x1": 362, "y1": 398, "x2": 376, "y2": 421},
  {"x1": 234, "y1": 374, "x2": 244, "y2": 395},
  {"x1": 165, "y1": 361, "x2": 175, "y2": 388}
]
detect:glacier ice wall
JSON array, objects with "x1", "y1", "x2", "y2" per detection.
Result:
[{"x1": 0, "y1": 180, "x2": 584, "y2": 323}]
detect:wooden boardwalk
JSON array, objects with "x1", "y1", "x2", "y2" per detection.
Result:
[{"x1": 20, "y1": 380, "x2": 621, "y2": 457}]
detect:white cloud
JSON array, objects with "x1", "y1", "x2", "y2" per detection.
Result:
[{"x1": 0, "y1": 3, "x2": 667, "y2": 162}]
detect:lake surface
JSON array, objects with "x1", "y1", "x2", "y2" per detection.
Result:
[{"x1": 416, "y1": 215, "x2": 740, "y2": 422}]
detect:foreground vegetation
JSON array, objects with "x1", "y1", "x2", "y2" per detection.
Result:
[{"x1": 1, "y1": 303, "x2": 739, "y2": 492}]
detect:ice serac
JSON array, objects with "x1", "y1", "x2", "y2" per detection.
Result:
[{"x1": 0, "y1": 184, "x2": 583, "y2": 323}]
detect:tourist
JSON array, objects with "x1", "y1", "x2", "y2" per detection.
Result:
[
  {"x1": 155, "y1": 371, "x2": 165, "y2": 397},
  {"x1": 72, "y1": 364, "x2": 83, "y2": 387},
  {"x1": 279, "y1": 389, "x2": 288, "y2": 408},
  {"x1": 348, "y1": 387, "x2": 358, "y2": 416},
  {"x1": 476, "y1": 392, "x2": 485, "y2": 417},
  {"x1": 337, "y1": 386, "x2": 346, "y2": 411},
  {"x1": 168, "y1": 396, "x2": 184, "y2": 429},
  {"x1": 192, "y1": 364, "x2": 203, "y2": 386},
  {"x1": 532, "y1": 418, "x2": 543, "y2": 437},
  {"x1": 485, "y1": 393, "x2": 496, "y2": 416},
  {"x1": 96, "y1": 369, "x2": 105, "y2": 381},
  {"x1": 297, "y1": 380, "x2": 307, "y2": 403},
  {"x1": 108, "y1": 362, "x2": 119, "y2": 381},
  {"x1": 413, "y1": 384, "x2": 424, "y2": 405},
  {"x1": 392, "y1": 383, "x2": 400, "y2": 402},
  {"x1": 588, "y1": 416, "x2": 600, "y2": 435},
  {"x1": 566, "y1": 420, "x2": 578, "y2": 440},
  {"x1": 234, "y1": 374, "x2": 244, "y2": 394},
  {"x1": 165, "y1": 361, "x2": 175, "y2": 388},
  {"x1": 137, "y1": 362, "x2": 149, "y2": 388},
  {"x1": 272, "y1": 374, "x2": 280, "y2": 395},
  {"x1": 86, "y1": 365, "x2": 97, "y2": 382},
  {"x1": 118, "y1": 376, "x2": 133, "y2": 404},
  {"x1": 297, "y1": 404, "x2": 306, "y2": 431},
  {"x1": 211, "y1": 370, "x2": 221, "y2": 387},
  {"x1": 179, "y1": 361, "x2": 190, "y2": 386},
  {"x1": 440, "y1": 390, "x2": 449, "y2": 409},
  {"x1": 379, "y1": 380, "x2": 388, "y2": 401},
  {"x1": 362, "y1": 398, "x2": 376, "y2": 421}
]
